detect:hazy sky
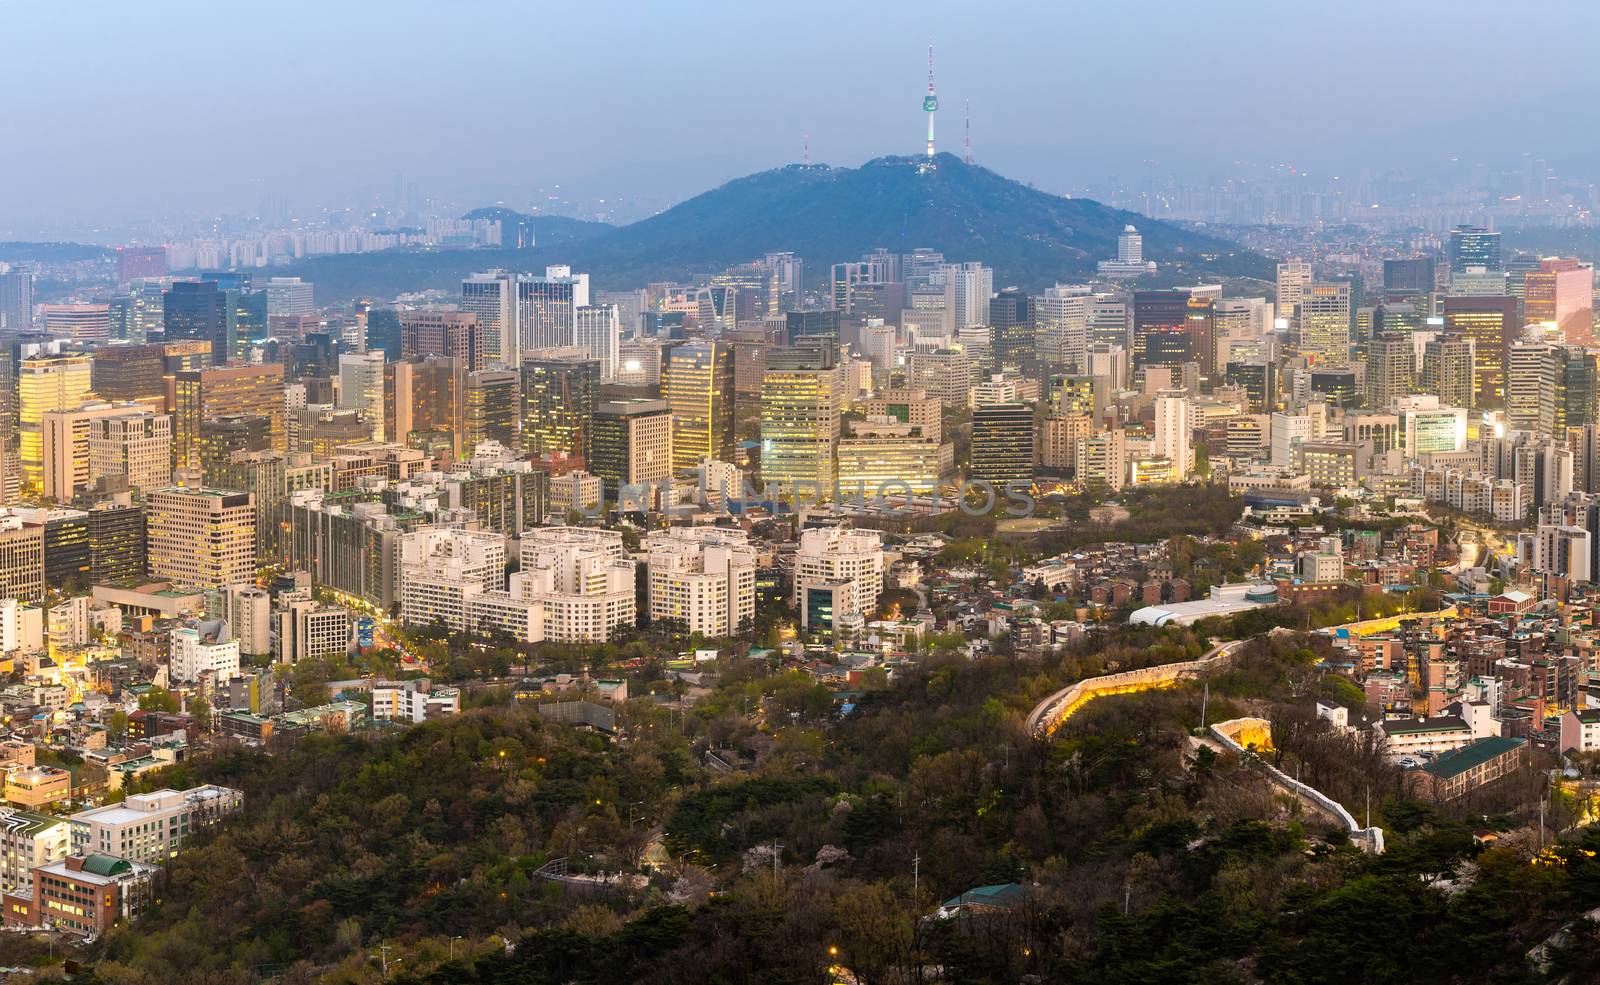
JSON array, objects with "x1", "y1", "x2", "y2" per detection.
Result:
[{"x1": 6, "y1": 0, "x2": 1600, "y2": 238}]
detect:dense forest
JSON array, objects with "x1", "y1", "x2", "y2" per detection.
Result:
[{"x1": 65, "y1": 630, "x2": 1600, "y2": 985}]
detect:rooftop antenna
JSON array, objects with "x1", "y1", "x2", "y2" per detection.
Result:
[
  {"x1": 964, "y1": 99, "x2": 972, "y2": 165},
  {"x1": 923, "y1": 44, "x2": 938, "y2": 159}
]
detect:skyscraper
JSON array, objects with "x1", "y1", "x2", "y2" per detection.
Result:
[
  {"x1": 387, "y1": 356, "x2": 465, "y2": 452},
  {"x1": 1365, "y1": 332, "x2": 1415, "y2": 412},
  {"x1": 1449, "y1": 225, "x2": 1501, "y2": 273},
  {"x1": 938, "y1": 262, "x2": 993, "y2": 332},
  {"x1": 0, "y1": 267, "x2": 34, "y2": 331},
  {"x1": 1297, "y1": 283, "x2": 1352, "y2": 361},
  {"x1": 168, "y1": 364, "x2": 287, "y2": 472},
  {"x1": 464, "y1": 370, "x2": 519, "y2": 454},
  {"x1": 337, "y1": 352, "x2": 387, "y2": 442},
  {"x1": 43, "y1": 304, "x2": 111, "y2": 343},
  {"x1": 400, "y1": 309, "x2": 482, "y2": 370},
  {"x1": 970, "y1": 402, "x2": 1034, "y2": 486},
  {"x1": 1275, "y1": 260, "x2": 1313, "y2": 327},
  {"x1": 1131, "y1": 290, "x2": 1190, "y2": 367},
  {"x1": 1443, "y1": 295, "x2": 1519, "y2": 406},
  {"x1": 590, "y1": 399, "x2": 673, "y2": 502},
  {"x1": 1035, "y1": 285, "x2": 1090, "y2": 373},
  {"x1": 761, "y1": 341, "x2": 840, "y2": 492},
  {"x1": 573, "y1": 304, "x2": 621, "y2": 381},
  {"x1": 1384, "y1": 256, "x2": 1437, "y2": 294},
  {"x1": 1419, "y1": 334, "x2": 1475, "y2": 411},
  {"x1": 263, "y1": 277, "x2": 315, "y2": 316},
  {"x1": 989, "y1": 287, "x2": 1034, "y2": 373},
  {"x1": 18, "y1": 353, "x2": 94, "y2": 494},
  {"x1": 664, "y1": 341, "x2": 736, "y2": 473},
  {"x1": 521, "y1": 350, "x2": 600, "y2": 463},
  {"x1": 461, "y1": 270, "x2": 518, "y2": 368},
  {"x1": 1523, "y1": 257, "x2": 1594, "y2": 344},
  {"x1": 163, "y1": 281, "x2": 230, "y2": 362},
  {"x1": 516, "y1": 266, "x2": 590, "y2": 353}
]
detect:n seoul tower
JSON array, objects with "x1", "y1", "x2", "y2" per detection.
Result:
[{"x1": 923, "y1": 44, "x2": 938, "y2": 160}]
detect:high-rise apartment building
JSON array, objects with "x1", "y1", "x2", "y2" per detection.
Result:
[
  {"x1": 146, "y1": 487, "x2": 255, "y2": 591},
  {"x1": 514, "y1": 527, "x2": 635, "y2": 643},
  {"x1": 793, "y1": 527, "x2": 883, "y2": 632},
  {"x1": 1152, "y1": 389, "x2": 1193, "y2": 480},
  {"x1": 645, "y1": 527, "x2": 757, "y2": 637},
  {"x1": 665, "y1": 341, "x2": 736, "y2": 474}
]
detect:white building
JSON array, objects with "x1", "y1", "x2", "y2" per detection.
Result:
[
  {"x1": 399, "y1": 527, "x2": 516, "y2": 633},
  {"x1": 169, "y1": 619, "x2": 241, "y2": 683},
  {"x1": 273, "y1": 598, "x2": 352, "y2": 664},
  {"x1": 86, "y1": 410, "x2": 171, "y2": 494},
  {"x1": 794, "y1": 527, "x2": 885, "y2": 630},
  {"x1": 337, "y1": 351, "x2": 386, "y2": 441},
  {"x1": 513, "y1": 527, "x2": 635, "y2": 642},
  {"x1": 573, "y1": 304, "x2": 621, "y2": 381},
  {"x1": 646, "y1": 527, "x2": 758, "y2": 637},
  {"x1": 1152, "y1": 389, "x2": 1194, "y2": 480},
  {"x1": 69, "y1": 785, "x2": 241, "y2": 864},
  {"x1": 372, "y1": 679, "x2": 461, "y2": 724},
  {"x1": 0, "y1": 809, "x2": 69, "y2": 894}
]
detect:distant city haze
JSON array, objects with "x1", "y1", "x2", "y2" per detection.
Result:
[{"x1": 5, "y1": 0, "x2": 1600, "y2": 237}]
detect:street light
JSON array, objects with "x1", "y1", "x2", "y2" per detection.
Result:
[{"x1": 450, "y1": 936, "x2": 463, "y2": 962}]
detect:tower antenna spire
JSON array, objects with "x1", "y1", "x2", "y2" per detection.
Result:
[
  {"x1": 964, "y1": 99, "x2": 971, "y2": 165},
  {"x1": 803, "y1": 133, "x2": 809, "y2": 166},
  {"x1": 923, "y1": 43, "x2": 939, "y2": 160}
]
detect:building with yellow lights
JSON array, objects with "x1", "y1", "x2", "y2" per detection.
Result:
[
  {"x1": 18, "y1": 353, "x2": 94, "y2": 493},
  {"x1": 146, "y1": 487, "x2": 256, "y2": 591},
  {"x1": 665, "y1": 341, "x2": 736, "y2": 474}
]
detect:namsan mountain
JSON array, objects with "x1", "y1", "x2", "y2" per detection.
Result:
[{"x1": 279, "y1": 154, "x2": 1267, "y2": 300}]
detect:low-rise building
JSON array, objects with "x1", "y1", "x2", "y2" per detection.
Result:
[
  {"x1": 69, "y1": 785, "x2": 240, "y2": 864},
  {"x1": 1408, "y1": 736, "x2": 1529, "y2": 802},
  {"x1": 371, "y1": 680, "x2": 461, "y2": 724},
  {"x1": 2, "y1": 853, "x2": 159, "y2": 938},
  {"x1": 3, "y1": 766, "x2": 71, "y2": 809}
]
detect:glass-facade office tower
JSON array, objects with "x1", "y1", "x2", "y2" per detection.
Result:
[{"x1": 665, "y1": 341, "x2": 736, "y2": 473}]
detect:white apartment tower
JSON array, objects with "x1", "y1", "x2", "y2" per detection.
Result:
[{"x1": 645, "y1": 527, "x2": 758, "y2": 637}]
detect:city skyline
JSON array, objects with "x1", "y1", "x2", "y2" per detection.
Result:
[{"x1": 8, "y1": 0, "x2": 1600, "y2": 238}]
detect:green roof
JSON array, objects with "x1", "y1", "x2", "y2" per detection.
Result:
[
  {"x1": 81, "y1": 854, "x2": 132, "y2": 877},
  {"x1": 1421, "y1": 737, "x2": 1526, "y2": 780},
  {"x1": 942, "y1": 882, "x2": 1025, "y2": 909}
]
